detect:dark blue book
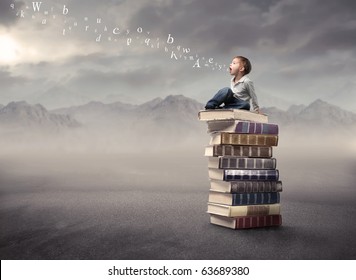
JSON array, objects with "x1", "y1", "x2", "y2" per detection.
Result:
[
  {"x1": 209, "y1": 168, "x2": 279, "y2": 181},
  {"x1": 209, "y1": 191, "x2": 280, "y2": 206}
]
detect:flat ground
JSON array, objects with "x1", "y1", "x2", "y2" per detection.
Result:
[{"x1": 1, "y1": 149, "x2": 355, "y2": 259}]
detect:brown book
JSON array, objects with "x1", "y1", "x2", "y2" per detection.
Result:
[
  {"x1": 205, "y1": 145, "x2": 273, "y2": 158},
  {"x1": 210, "y1": 180, "x2": 283, "y2": 193},
  {"x1": 210, "y1": 133, "x2": 278, "y2": 146},
  {"x1": 210, "y1": 214, "x2": 282, "y2": 229}
]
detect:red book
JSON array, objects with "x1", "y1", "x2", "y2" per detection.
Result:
[{"x1": 210, "y1": 214, "x2": 282, "y2": 229}]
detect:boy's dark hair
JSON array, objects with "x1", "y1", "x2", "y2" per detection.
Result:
[{"x1": 234, "y1": 56, "x2": 252, "y2": 75}]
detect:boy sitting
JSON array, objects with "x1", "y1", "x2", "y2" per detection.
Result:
[{"x1": 205, "y1": 56, "x2": 260, "y2": 114}]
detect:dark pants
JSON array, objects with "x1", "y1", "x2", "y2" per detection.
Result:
[{"x1": 205, "y1": 87, "x2": 250, "y2": 110}]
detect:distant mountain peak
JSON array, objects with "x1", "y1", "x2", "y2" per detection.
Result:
[
  {"x1": 0, "y1": 101, "x2": 80, "y2": 129},
  {"x1": 262, "y1": 98, "x2": 356, "y2": 126},
  {"x1": 308, "y1": 98, "x2": 330, "y2": 107}
]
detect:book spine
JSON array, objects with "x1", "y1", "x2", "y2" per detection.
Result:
[
  {"x1": 219, "y1": 157, "x2": 276, "y2": 169},
  {"x1": 224, "y1": 169, "x2": 279, "y2": 181},
  {"x1": 232, "y1": 192, "x2": 280, "y2": 205},
  {"x1": 235, "y1": 215, "x2": 282, "y2": 229},
  {"x1": 228, "y1": 181, "x2": 283, "y2": 193},
  {"x1": 235, "y1": 122, "x2": 279, "y2": 135},
  {"x1": 212, "y1": 145, "x2": 273, "y2": 157},
  {"x1": 244, "y1": 204, "x2": 279, "y2": 216},
  {"x1": 221, "y1": 133, "x2": 278, "y2": 146}
]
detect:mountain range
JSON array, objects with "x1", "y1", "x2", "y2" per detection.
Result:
[
  {"x1": 1, "y1": 95, "x2": 355, "y2": 133},
  {"x1": 263, "y1": 99, "x2": 356, "y2": 126}
]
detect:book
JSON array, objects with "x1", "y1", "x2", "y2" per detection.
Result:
[
  {"x1": 207, "y1": 202, "x2": 281, "y2": 217},
  {"x1": 209, "y1": 168, "x2": 279, "y2": 181},
  {"x1": 208, "y1": 156, "x2": 277, "y2": 170},
  {"x1": 198, "y1": 109, "x2": 268, "y2": 123},
  {"x1": 205, "y1": 145, "x2": 273, "y2": 158},
  {"x1": 210, "y1": 180, "x2": 283, "y2": 193},
  {"x1": 207, "y1": 120, "x2": 279, "y2": 134},
  {"x1": 208, "y1": 190, "x2": 280, "y2": 205},
  {"x1": 210, "y1": 214, "x2": 282, "y2": 229},
  {"x1": 210, "y1": 133, "x2": 278, "y2": 146}
]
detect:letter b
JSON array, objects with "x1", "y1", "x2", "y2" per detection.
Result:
[
  {"x1": 63, "y1": 5, "x2": 69, "y2": 15},
  {"x1": 167, "y1": 34, "x2": 174, "y2": 44}
]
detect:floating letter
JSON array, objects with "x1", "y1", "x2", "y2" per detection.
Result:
[
  {"x1": 32, "y1": 2, "x2": 42, "y2": 12},
  {"x1": 167, "y1": 34, "x2": 174, "y2": 44},
  {"x1": 171, "y1": 51, "x2": 178, "y2": 60},
  {"x1": 193, "y1": 58, "x2": 201, "y2": 68},
  {"x1": 63, "y1": 5, "x2": 69, "y2": 15}
]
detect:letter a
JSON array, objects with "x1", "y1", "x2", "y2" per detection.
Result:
[
  {"x1": 193, "y1": 58, "x2": 201, "y2": 68},
  {"x1": 32, "y1": 2, "x2": 42, "y2": 12}
]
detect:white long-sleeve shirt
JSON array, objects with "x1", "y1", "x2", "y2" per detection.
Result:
[{"x1": 230, "y1": 75, "x2": 259, "y2": 111}]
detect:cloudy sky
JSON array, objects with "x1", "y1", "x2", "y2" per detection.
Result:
[{"x1": 1, "y1": 0, "x2": 356, "y2": 111}]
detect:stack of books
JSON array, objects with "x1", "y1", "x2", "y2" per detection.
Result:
[{"x1": 198, "y1": 109, "x2": 282, "y2": 229}]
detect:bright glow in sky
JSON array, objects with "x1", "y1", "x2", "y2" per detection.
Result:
[{"x1": 0, "y1": 34, "x2": 20, "y2": 64}]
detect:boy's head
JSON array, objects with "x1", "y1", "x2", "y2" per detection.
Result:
[{"x1": 230, "y1": 56, "x2": 252, "y2": 76}]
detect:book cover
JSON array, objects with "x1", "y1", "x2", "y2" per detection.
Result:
[
  {"x1": 198, "y1": 109, "x2": 268, "y2": 123},
  {"x1": 208, "y1": 156, "x2": 277, "y2": 169},
  {"x1": 209, "y1": 168, "x2": 279, "y2": 181},
  {"x1": 208, "y1": 190, "x2": 280, "y2": 205},
  {"x1": 207, "y1": 120, "x2": 279, "y2": 134},
  {"x1": 210, "y1": 180, "x2": 283, "y2": 193},
  {"x1": 207, "y1": 203, "x2": 281, "y2": 217},
  {"x1": 210, "y1": 133, "x2": 279, "y2": 146},
  {"x1": 210, "y1": 214, "x2": 282, "y2": 229},
  {"x1": 205, "y1": 145, "x2": 273, "y2": 158}
]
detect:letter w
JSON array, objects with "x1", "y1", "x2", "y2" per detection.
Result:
[{"x1": 32, "y1": 2, "x2": 43, "y2": 12}]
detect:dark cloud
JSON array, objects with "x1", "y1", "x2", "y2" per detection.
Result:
[
  {"x1": 2, "y1": 0, "x2": 356, "y2": 110},
  {"x1": 128, "y1": 0, "x2": 260, "y2": 52},
  {"x1": 259, "y1": 0, "x2": 356, "y2": 55},
  {"x1": 127, "y1": 0, "x2": 356, "y2": 56},
  {"x1": 0, "y1": 0, "x2": 23, "y2": 26}
]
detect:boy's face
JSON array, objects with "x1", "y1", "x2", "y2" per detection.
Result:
[{"x1": 229, "y1": 58, "x2": 245, "y2": 76}]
